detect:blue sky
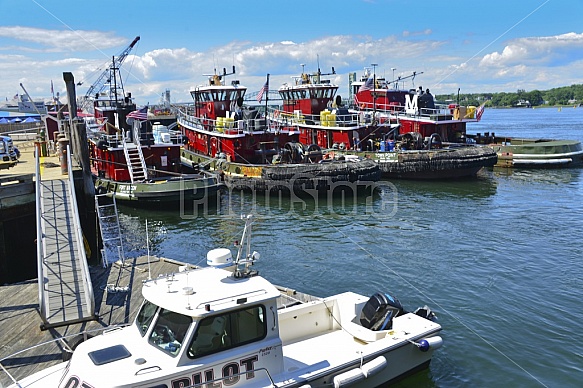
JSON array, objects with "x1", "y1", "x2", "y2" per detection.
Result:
[{"x1": 1, "y1": 0, "x2": 582, "y2": 106}]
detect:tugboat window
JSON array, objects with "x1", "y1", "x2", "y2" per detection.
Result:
[
  {"x1": 149, "y1": 308, "x2": 192, "y2": 356},
  {"x1": 187, "y1": 305, "x2": 266, "y2": 359},
  {"x1": 136, "y1": 300, "x2": 158, "y2": 337}
]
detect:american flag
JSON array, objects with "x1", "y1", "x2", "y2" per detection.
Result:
[
  {"x1": 256, "y1": 79, "x2": 269, "y2": 102},
  {"x1": 127, "y1": 106, "x2": 148, "y2": 121},
  {"x1": 358, "y1": 76, "x2": 374, "y2": 93},
  {"x1": 476, "y1": 102, "x2": 486, "y2": 122}
]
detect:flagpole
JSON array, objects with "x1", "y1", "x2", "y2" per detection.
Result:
[{"x1": 264, "y1": 74, "x2": 270, "y2": 123}]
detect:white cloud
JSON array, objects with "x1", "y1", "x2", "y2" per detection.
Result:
[
  {"x1": 402, "y1": 29, "x2": 432, "y2": 38},
  {"x1": 480, "y1": 32, "x2": 583, "y2": 67},
  {"x1": 0, "y1": 26, "x2": 128, "y2": 52}
]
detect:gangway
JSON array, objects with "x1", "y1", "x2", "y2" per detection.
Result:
[{"x1": 36, "y1": 146, "x2": 95, "y2": 330}]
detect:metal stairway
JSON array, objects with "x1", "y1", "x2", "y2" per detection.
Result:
[
  {"x1": 122, "y1": 130, "x2": 148, "y2": 183},
  {"x1": 95, "y1": 193, "x2": 125, "y2": 267},
  {"x1": 123, "y1": 143, "x2": 148, "y2": 183}
]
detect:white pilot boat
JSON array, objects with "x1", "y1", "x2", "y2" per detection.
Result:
[{"x1": 7, "y1": 215, "x2": 442, "y2": 387}]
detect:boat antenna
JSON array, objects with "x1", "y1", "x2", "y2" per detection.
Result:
[
  {"x1": 233, "y1": 214, "x2": 260, "y2": 278},
  {"x1": 146, "y1": 219, "x2": 151, "y2": 280}
]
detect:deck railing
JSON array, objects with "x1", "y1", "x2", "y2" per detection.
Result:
[
  {"x1": 176, "y1": 105, "x2": 267, "y2": 135},
  {"x1": 266, "y1": 106, "x2": 362, "y2": 128},
  {"x1": 35, "y1": 147, "x2": 45, "y2": 320},
  {"x1": 354, "y1": 98, "x2": 477, "y2": 121},
  {"x1": 66, "y1": 144, "x2": 95, "y2": 318}
]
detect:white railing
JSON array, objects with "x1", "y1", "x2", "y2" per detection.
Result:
[
  {"x1": 35, "y1": 147, "x2": 45, "y2": 320},
  {"x1": 177, "y1": 106, "x2": 261, "y2": 135},
  {"x1": 121, "y1": 132, "x2": 135, "y2": 183},
  {"x1": 266, "y1": 106, "x2": 361, "y2": 128},
  {"x1": 66, "y1": 144, "x2": 95, "y2": 318},
  {"x1": 354, "y1": 99, "x2": 477, "y2": 121},
  {"x1": 7, "y1": 128, "x2": 38, "y2": 141},
  {"x1": 134, "y1": 130, "x2": 148, "y2": 179},
  {"x1": 120, "y1": 129, "x2": 148, "y2": 182}
]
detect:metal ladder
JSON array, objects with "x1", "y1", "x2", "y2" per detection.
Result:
[
  {"x1": 122, "y1": 130, "x2": 148, "y2": 183},
  {"x1": 95, "y1": 193, "x2": 125, "y2": 267}
]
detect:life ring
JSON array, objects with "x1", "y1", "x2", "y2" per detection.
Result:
[{"x1": 207, "y1": 102, "x2": 214, "y2": 115}]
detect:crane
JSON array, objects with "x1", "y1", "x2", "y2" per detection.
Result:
[{"x1": 78, "y1": 36, "x2": 140, "y2": 113}]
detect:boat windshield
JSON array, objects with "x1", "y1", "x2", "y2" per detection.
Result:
[
  {"x1": 310, "y1": 87, "x2": 335, "y2": 99},
  {"x1": 136, "y1": 300, "x2": 158, "y2": 337},
  {"x1": 280, "y1": 89, "x2": 307, "y2": 101},
  {"x1": 149, "y1": 308, "x2": 193, "y2": 356},
  {"x1": 187, "y1": 305, "x2": 266, "y2": 359}
]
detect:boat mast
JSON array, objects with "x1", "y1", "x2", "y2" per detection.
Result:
[{"x1": 264, "y1": 74, "x2": 270, "y2": 115}]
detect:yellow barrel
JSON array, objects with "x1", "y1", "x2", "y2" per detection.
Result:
[
  {"x1": 321, "y1": 110, "x2": 330, "y2": 126},
  {"x1": 328, "y1": 113, "x2": 336, "y2": 126},
  {"x1": 216, "y1": 117, "x2": 224, "y2": 132}
]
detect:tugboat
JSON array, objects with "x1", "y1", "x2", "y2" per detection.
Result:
[
  {"x1": 341, "y1": 68, "x2": 498, "y2": 179},
  {"x1": 177, "y1": 67, "x2": 380, "y2": 196},
  {"x1": 5, "y1": 215, "x2": 443, "y2": 387},
  {"x1": 87, "y1": 60, "x2": 221, "y2": 206}
]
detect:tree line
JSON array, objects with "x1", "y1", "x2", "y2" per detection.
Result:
[{"x1": 435, "y1": 84, "x2": 583, "y2": 107}]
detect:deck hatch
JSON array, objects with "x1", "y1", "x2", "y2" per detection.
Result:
[{"x1": 88, "y1": 344, "x2": 132, "y2": 365}]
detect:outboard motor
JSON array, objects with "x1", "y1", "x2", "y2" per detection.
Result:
[{"x1": 359, "y1": 292, "x2": 403, "y2": 331}]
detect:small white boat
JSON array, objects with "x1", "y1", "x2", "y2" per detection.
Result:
[
  {"x1": 6, "y1": 215, "x2": 442, "y2": 387},
  {"x1": 476, "y1": 136, "x2": 583, "y2": 168}
]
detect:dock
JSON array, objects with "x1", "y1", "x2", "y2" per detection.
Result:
[
  {"x1": 0, "y1": 141, "x2": 157, "y2": 385},
  {"x1": 1, "y1": 140, "x2": 63, "y2": 180},
  {"x1": 0, "y1": 255, "x2": 195, "y2": 385}
]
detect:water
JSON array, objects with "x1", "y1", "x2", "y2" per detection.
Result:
[{"x1": 115, "y1": 107, "x2": 583, "y2": 387}]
